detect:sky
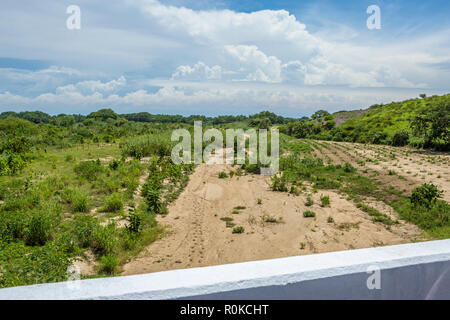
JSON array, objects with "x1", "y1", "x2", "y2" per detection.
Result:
[{"x1": 0, "y1": 0, "x2": 449, "y2": 117}]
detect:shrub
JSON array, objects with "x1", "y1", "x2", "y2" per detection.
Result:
[
  {"x1": 232, "y1": 226, "x2": 245, "y2": 234},
  {"x1": 25, "y1": 212, "x2": 53, "y2": 246},
  {"x1": 343, "y1": 162, "x2": 356, "y2": 173},
  {"x1": 73, "y1": 215, "x2": 97, "y2": 248},
  {"x1": 327, "y1": 216, "x2": 334, "y2": 223},
  {"x1": 270, "y1": 175, "x2": 288, "y2": 192},
  {"x1": 146, "y1": 187, "x2": 162, "y2": 214},
  {"x1": 0, "y1": 211, "x2": 27, "y2": 241},
  {"x1": 74, "y1": 160, "x2": 104, "y2": 181},
  {"x1": 120, "y1": 135, "x2": 173, "y2": 159},
  {"x1": 72, "y1": 192, "x2": 90, "y2": 213},
  {"x1": 410, "y1": 183, "x2": 443, "y2": 208},
  {"x1": 108, "y1": 159, "x2": 120, "y2": 171},
  {"x1": 99, "y1": 254, "x2": 119, "y2": 275},
  {"x1": 127, "y1": 210, "x2": 142, "y2": 233},
  {"x1": 303, "y1": 211, "x2": 316, "y2": 218},
  {"x1": 100, "y1": 193, "x2": 123, "y2": 212},
  {"x1": 92, "y1": 225, "x2": 116, "y2": 255},
  {"x1": 391, "y1": 130, "x2": 410, "y2": 147}
]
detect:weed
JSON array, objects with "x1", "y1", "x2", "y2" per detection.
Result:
[
  {"x1": 320, "y1": 195, "x2": 330, "y2": 207},
  {"x1": 232, "y1": 226, "x2": 245, "y2": 234},
  {"x1": 303, "y1": 211, "x2": 316, "y2": 218},
  {"x1": 218, "y1": 171, "x2": 228, "y2": 179}
]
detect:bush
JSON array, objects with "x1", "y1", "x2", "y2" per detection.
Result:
[
  {"x1": 100, "y1": 193, "x2": 123, "y2": 212},
  {"x1": 146, "y1": 187, "x2": 162, "y2": 214},
  {"x1": 391, "y1": 130, "x2": 410, "y2": 146},
  {"x1": 410, "y1": 184, "x2": 443, "y2": 208},
  {"x1": 127, "y1": 210, "x2": 142, "y2": 233},
  {"x1": 108, "y1": 159, "x2": 120, "y2": 171},
  {"x1": 343, "y1": 162, "x2": 356, "y2": 173},
  {"x1": 92, "y1": 225, "x2": 116, "y2": 255},
  {"x1": 0, "y1": 211, "x2": 27, "y2": 241},
  {"x1": 305, "y1": 197, "x2": 314, "y2": 206},
  {"x1": 74, "y1": 160, "x2": 104, "y2": 181},
  {"x1": 25, "y1": 212, "x2": 53, "y2": 246},
  {"x1": 270, "y1": 175, "x2": 288, "y2": 192},
  {"x1": 73, "y1": 215, "x2": 97, "y2": 248},
  {"x1": 99, "y1": 254, "x2": 119, "y2": 275},
  {"x1": 120, "y1": 135, "x2": 173, "y2": 159},
  {"x1": 72, "y1": 192, "x2": 90, "y2": 213}
]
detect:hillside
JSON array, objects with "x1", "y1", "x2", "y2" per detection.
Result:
[{"x1": 280, "y1": 93, "x2": 450, "y2": 151}]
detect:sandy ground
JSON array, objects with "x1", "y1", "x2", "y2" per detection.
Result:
[
  {"x1": 313, "y1": 141, "x2": 450, "y2": 202},
  {"x1": 122, "y1": 146, "x2": 422, "y2": 276}
]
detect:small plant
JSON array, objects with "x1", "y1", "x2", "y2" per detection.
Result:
[
  {"x1": 232, "y1": 209, "x2": 240, "y2": 214},
  {"x1": 290, "y1": 185, "x2": 300, "y2": 196},
  {"x1": 257, "y1": 198, "x2": 262, "y2": 205},
  {"x1": 232, "y1": 226, "x2": 245, "y2": 234},
  {"x1": 303, "y1": 211, "x2": 316, "y2": 218},
  {"x1": 270, "y1": 175, "x2": 288, "y2": 192},
  {"x1": 327, "y1": 216, "x2": 334, "y2": 223},
  {"x1": 218, "y1": 171, "x2": 228, "y2": 179},
  {"x1": 99, "y1": 254, "x2": 119, "y2": 275},
  {"x1": 305, "y1": 197, "x2": 314, "y2": 207},
  {"x1": 127, "y1": 210, "x2": 142, "y2": 233},
  {"x1": 300, "y1": 242, "x2": 306, "y2": 250},
  {"x1": 320, "y1": 195, "x2": 330, "y2": 207},
  {"x1": 108, "y1": 159, "x2": 120, "y2": 171},
  {"x1": 263, "y1": 215, "x2": 278, "y2": 223},
  {"x1": 226, "y1": 221, "x2": 236, "y2": 228},
  {"x1": 234, "y1": 206, "x2": 246, "y2": 210},
  {"x1": 388, "y1": 170, "x2": 396, "y2": 176}
]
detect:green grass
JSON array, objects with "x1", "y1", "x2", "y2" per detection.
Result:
[
  {"x1": 391, "y1": 197, "x2": 450, "y2": 239},
  {"x1": 303, "y1": 211, "x2": 316, "y2": 218},
  {"x1": 232, "y1": 226, "x2": 245, "y2": 234}
]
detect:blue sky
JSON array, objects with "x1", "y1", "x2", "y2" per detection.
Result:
[{"x1": 0, "y1": 0, "x2": 449, "y2": 116}]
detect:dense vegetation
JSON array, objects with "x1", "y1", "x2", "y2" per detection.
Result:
[{"x1": 280, "y1": 94, "x2": 450, "y2": 151}]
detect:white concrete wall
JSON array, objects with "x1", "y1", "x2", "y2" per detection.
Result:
[{"x1": 1, "y1": 240, "x2": 450, "y2": 300}]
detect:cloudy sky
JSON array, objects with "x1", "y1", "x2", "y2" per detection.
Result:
[{"x1": 0, "y1": 0, "x2": 449, "y2": 116}]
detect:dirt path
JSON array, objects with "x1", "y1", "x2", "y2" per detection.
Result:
[{"x1": 122, "y1": 148, "x2": 422, "y2": 276}]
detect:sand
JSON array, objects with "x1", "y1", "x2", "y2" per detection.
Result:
[{"x1": 122, "y1": 144, "x2": 425, "y2": 276}]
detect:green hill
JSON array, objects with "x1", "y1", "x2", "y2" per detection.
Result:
[{"x1": 280, "y1": 93, "x2": 450, "y2": 151}]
